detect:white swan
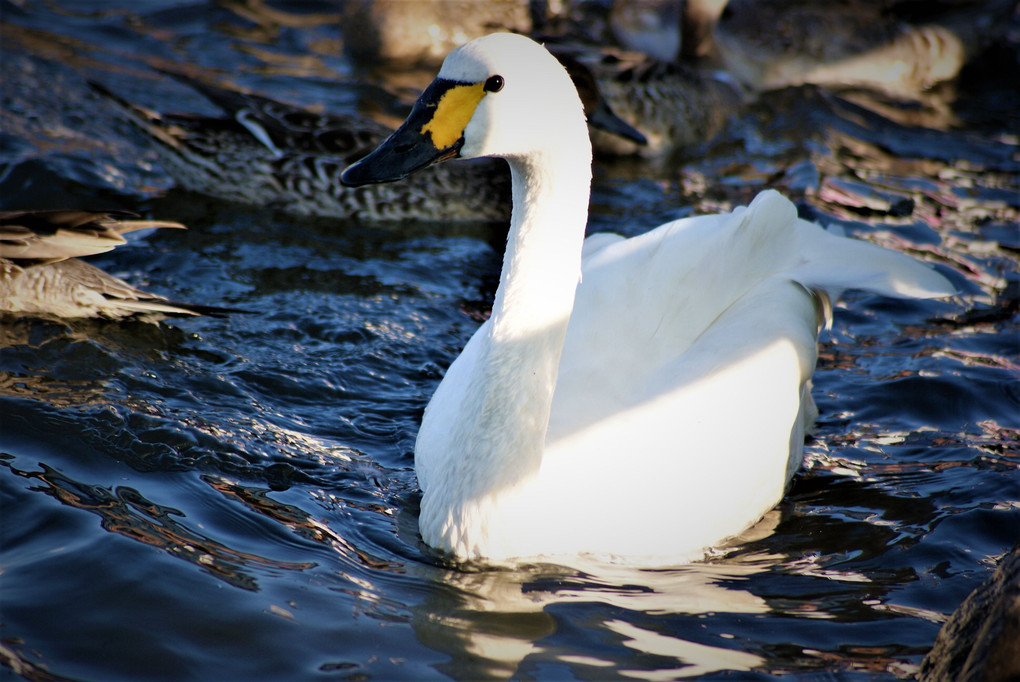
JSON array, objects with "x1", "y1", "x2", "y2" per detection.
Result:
[{"x1": 341, "y1": 32, "x2": 955, "y2": 565}]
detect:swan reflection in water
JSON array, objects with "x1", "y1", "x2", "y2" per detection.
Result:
[{"x1": 402, "y1": 512, "x2": 784, "y2": 679}]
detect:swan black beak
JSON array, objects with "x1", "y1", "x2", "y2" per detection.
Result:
[{"x1": 341, "y1": 79, "x2": 484, "y2": 187}]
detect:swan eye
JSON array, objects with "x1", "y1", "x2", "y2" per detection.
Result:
[{"x1": 484, "y1": 75, "x2": 504, "y2": 93}]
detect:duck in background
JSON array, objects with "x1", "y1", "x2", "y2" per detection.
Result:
[
  {"x1": 90, "y1": 77, "x2": 513, "y2": 222},
  {"x1": 565, "y1": 46, "x2": 742, "y2": 158},
  {"x1": 579, "y1": 0, "x2": 1017, "y2": 158},
  {"x1": 90, "y1": 64, "x2": 644, "y2": 222},
  {"x1": 713, "y1": 0, "x2": 1019, "y2": 99},
  {"x1": 534, "y1": 1, "x2": 744, "y2": 160},
  {"x1": 0, "y1": 210, "x2": 228, "y2": 319}
]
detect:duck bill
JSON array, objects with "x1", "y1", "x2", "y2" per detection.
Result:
[
  {"x1": 341, "y1": 79, "x2": 486, "y2": 187},
  {"x1": 552, "y1": 50, "x2": 647, "y2": 147},
  {"x1": 588, "y1": 99, "x2": 647, "y2": 146}
]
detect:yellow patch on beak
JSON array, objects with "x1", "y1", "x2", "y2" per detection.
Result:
[{"x1": 421, "y1": 81, "x2": 486, "y2": 150}]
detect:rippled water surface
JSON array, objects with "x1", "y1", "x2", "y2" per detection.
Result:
[{"x1": 1, "y1": 2, "x2": 1018, "y2": 681}]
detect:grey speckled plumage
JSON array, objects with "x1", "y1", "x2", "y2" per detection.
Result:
[
  {"x1": 1, "y1": 210, "x2": 227, "y2": 319},
  {"x1": 91, "y1": 76, "x2": 513, "y2": 223},
  {"x1": 549, "y1": 44, "x2": 742, "y2": 159},
  {"x1": 592, "y1": 53, "x2": 742, "y2": 158}
]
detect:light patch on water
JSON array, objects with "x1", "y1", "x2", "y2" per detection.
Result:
[{"x1": 607, "y1": 619, "x2": 764, "y2": 679}]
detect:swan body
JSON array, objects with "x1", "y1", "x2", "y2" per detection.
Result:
[{"x1": 341, "y1": 33, "x2": 955, "y2": 564}]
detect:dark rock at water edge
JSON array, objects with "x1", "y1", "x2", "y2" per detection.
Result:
[{"x1": 921, "y1": 541, "x2": 1020, "y2": 682}]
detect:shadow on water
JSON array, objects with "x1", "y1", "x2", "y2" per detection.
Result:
[{"x1": 1, "y1": 1, "x2": 1018, "y2": 680}]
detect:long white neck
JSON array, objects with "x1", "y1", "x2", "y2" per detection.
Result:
[
  {"x1": 455, "y1": 143, "x2": 592, "y2": 491},
  {"x1": 494, "y1": 150, "x2": 592, "y2": 344}
]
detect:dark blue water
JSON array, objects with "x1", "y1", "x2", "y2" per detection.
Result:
[{"x1": 1, "y1": 3, "x2": 1018, "y2": 680}]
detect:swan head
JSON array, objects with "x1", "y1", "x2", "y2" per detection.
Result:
[{"x1": 341, "y1": 32, "x2": 592, "y2": 187}]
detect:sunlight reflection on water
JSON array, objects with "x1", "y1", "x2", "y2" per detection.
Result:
[{"x1": 0, "y1": 1, "x2": 1017, "y2": 680}]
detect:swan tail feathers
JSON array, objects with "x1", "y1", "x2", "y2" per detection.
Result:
[
  {"x1": 790, "y1": 230, "x2": 957, "y2": 301},
  {"x1": 742, "y1": 190, "x2": 956, "y2": 302}
]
